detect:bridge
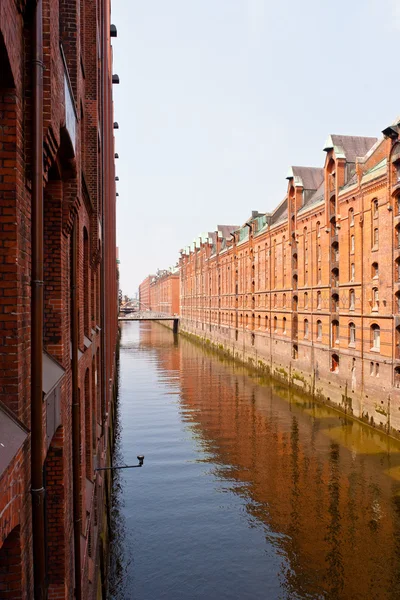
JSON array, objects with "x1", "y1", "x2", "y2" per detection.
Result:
[{"x1": 119, "y1": 310, "x2": 180, "y2": 333}]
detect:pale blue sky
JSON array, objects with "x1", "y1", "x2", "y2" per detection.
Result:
[{"x1": 111, "y1": 0, "x2": 398, "y2": 296}]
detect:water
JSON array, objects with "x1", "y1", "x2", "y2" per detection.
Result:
[{"x1": 109, "y1": 321, "x2": 400, "y2": 600}]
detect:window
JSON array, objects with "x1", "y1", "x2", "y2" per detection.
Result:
[
  {"x1": 349, "y1": 208, "x2": 354, "y2": 226},
  {"x1": 258, "y1": 315, "x2": 261, "y2": 329},
  {"x1": 318, "y1": 267, "x2": 321, "y2": 284},
  {"x1": 274, "y1": 316, "x2": 278, "y2": 332},
  {"x1": 316, "y1": 221, "x2": 320, "y2": 237},
  {"x1": 332, "y1": 293, "x2": 339, "y2": 312},
  {"x1": 317, "y1": 244, "x2": 321, "y2": 261},
  {"x1": 371, "y1": 324, "x2": 380, "y2": 350},
  {"x1": 283, "y1": 317, "x2": 287, "y2": 335},
  {"x1": 304, "y1": 292, "x2": 308, "y2": 309},
  {"x1": 349, "y1": 322, "x2": 356, "y2": 345},
  {"x1": 350, "y1": 235, "x2": 355, "y2": 254},
  {"x1": 265, "y1": 315, "x2": 268, "y2": 330},
  {"x1": 372, "y1": 262, "x2": 378, "y2": 279},
  {"x1": 331, "y1": 353, "x2": 339, "y2": 373},
  {"x1": 317, "y1": 291, "x2": 321, "y2": 310},
  {"x1": 331, "y1": 320, "x2": 339, "y2": 346},
  {"x1": 396, "y1": 292, "x2": 400, "y2": 313},
  {"x1": 304, "y1": 319, "x2": 309, "y2": 338},
  {"x1": 349, "y1": 289, "x2": 355, "y2": 310},
  {"x1": 274, "y1": 293, "x2": 277, "y2": 307},
  {"x1": 373, "y1": 228, "x2": 379, "y2": 248},
  {"x1": 351, "y1": 263, "x2": 355, "y2": 282},
  {"x1": 373, "y1": 199, "x2": 378, "y2": 218},
  {"x1": 375, "y1": 362, "x2": 379, "y2": 377},
  {"x1": 283, "y1": 293, "x2": 286, "y2": 308},
  {"x1": 397, "y1": 226, "x2": 400, "y2": 249},
  {"x1": 372, "y1": 287, "x2": 379, "y2": 311},
  {"x1": 370, "y1": 361, "x2": 374, "y2": 376},
  {"x1": 317, "y1": 320, "x2": 322, "y2": 340},
  {"x1": 397, "y1": 196, "x2": 400, "y2": 215}
]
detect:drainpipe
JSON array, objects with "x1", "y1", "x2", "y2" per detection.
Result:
[
  {"x1": 31, "y1": 1, "x2": 46, "y2": 597},
  {"x1": 71, "y1": 220, "x2": 82, "y2": 599}
]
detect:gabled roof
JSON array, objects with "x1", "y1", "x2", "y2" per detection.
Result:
[
  {"x1": 323, "y1": 135, "x2": 377, "y2": 162},
  {"x1": 217, "y1": 225, "x2": 239, "y2": 240},
  {"x1": 286, "y1": 166, "x2": 324, "y2": 191}
]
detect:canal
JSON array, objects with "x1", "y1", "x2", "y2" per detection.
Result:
[{"x1": 109, "y1": 321, "x2": 400, "y2": 600}]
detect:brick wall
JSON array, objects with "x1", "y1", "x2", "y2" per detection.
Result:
[{"x1": 0, "y1": 0, "x2": 118, "y2": 597}]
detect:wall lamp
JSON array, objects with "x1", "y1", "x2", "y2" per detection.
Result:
[
  {"x1": 115, "y1": 176, "x2": 119, "y2": 181},
  {"x1": 95, "y1": 455, "x2": 145, "y2": 472},
  {"x1": 112, "y1": 74, "x2": 120, "y2": 84},
  {"x1": 113, "y1": 122, "x2": 119, "y2": 129},
  {"x1": 115, "y1": 153, "x2": 119, "y2": 159},
  {"x1": 110, "y1": 24, "x2": 118, "y2": 37}
]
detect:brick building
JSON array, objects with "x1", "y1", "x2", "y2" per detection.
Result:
[
  {"x1": 138, "y1": 274, "x2": 155, "y2": 310},
  {"x1": 149, "y1": 270, "x2": 180, "y2": 316},
  {"x1": 0, "y1": 1, "x2": 119, "y2": 598},
  {"x1": 179, "y1": 118, "x2": 400, "y2": 436}
]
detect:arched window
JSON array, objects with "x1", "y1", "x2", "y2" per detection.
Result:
[
  {"x1": 372, "y1": 198, "x2": 379, "y2": 218},
  {"x1": 265, "y1": 315, "x2": 268, "y2": 330},
  {"x1": 304, "y1": 319, "x2": 309, "y2": 338},
  {"x1": 283, "y1": 317, "x2": 287, "y2": 334},
  {"x1": 332, "y1": 293, "x2": 339, "y2": 312},
  {"x1": 283, "y1": 293, "x2": 286, "y2": 308},
  {"x1": 396, "y1": 292, "x2": 400, "y2": 314},
  {"x1": 371, "y1": 324, "x2": 380, "y2": 350},
  {"x1": 304, "y1": 292, "x2": 308, "y2": 309},
  {"x1": 258, "y1": 314, "x2": 261, "y2": 329},
  {"x1": 396, "y1": 195, "x2": 400, "y2": 216},
  {"x1": 0, "y1": 526, "x2": 22, "y2": 598},
  {"x1": 372, "y1": 287, "x2": 379, "y2": 311},
  {"x1": 83, "y1": 227, "x2": 89, "y2": 335},
  {"x1": 372, "y1": 262, "x2": 378, "y2": 279},
  {"x1": 396, "y1": 259, "x2": 400, "y2": 282},
  {"x1": 317, "y1": 291, "x2": 321, "y2": 310},
  {"x1": 316, "y1": 221, "x2": 320, "y2": 237},
  {"x1": 274, "y1": 293, "x2": 277, "y2": 307},
  {"x1": 349, "y1": 289, "x2": 355, "y2": 310},
  {"x1": 350, "y1": 235, "x2": 355, "y2": 254},
  {"x1": 349, "y1": 322, "x2": 356, "y2": 345},
  {"x1": 331, "y1": 353, "x2": 339, "y2": 373},
  {"x1": 349, "y1": 208, "x2": 354, "y2": 226},
  {"x1": 373, "y1": 227, "x2": 379, "y2": 248},
  {"x1": 396, "y1": 225, "x2": 400, "y2": 249},
  {"x1": 274, "y1": 316, "x2": 278, "y2": 332},
  {"x1": 331, "y1": 320, "x2": 339, "y2": 346},
  {"x1": 351, "y1": 262, "x2": 355, "y2": 282},
  {"x1": 317, "y1": 320, "x2": 322, "y2": 339}
]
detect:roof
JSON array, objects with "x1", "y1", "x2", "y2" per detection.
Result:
[
  {"x1": 286, "y1": 166, "x2": 324, "y2": 190},
  {"x1": 323, "y1": 135, "x2": 377, "y2": 162},
  {"x1": 43, "y1": 351, "x2": 65, "y2": 397},
  {"x1": 0, "y1": 402, "x2": 28, "y2": 478},
  {"x1": 217, "y1": 225, "x2": 239, "y2": 240}
]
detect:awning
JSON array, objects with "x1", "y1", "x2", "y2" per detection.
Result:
[{"x1": 0, "y1": 403, "x2": 28, "y2": 478}]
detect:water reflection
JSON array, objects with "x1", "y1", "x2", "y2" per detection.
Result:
[{"x1": 111, "y1": 322, "x2": 400, "y2": 599}]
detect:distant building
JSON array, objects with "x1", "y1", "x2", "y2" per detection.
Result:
[
  {"x1": 139, "y1": 275, "x2": 156, "y2": 310},
  {"x1": 150, "y1": 270, "x2": 180, "y2": 315}
]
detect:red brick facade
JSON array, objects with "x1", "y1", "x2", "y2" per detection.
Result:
[
  {"x1": 0, "y1": 1, "x2": 118, "y2": 598},
  {"x1": 138, "y1": 275, "x2": 155, "y2": 310},
  {"x1": 179, "y1": 122, "x2": 400, "y2": 437},
  {"x1": 149, "y1": 271, "x2": 180, "y2": 316}
]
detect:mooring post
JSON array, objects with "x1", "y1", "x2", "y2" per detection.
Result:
[{"x1": 173, "y1": 318, "x2": 179, "y2": 334}]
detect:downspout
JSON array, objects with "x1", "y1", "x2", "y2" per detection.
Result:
[
  {"x1": 100, "y1": 0, "x2": 107, "y2": 434},
  {"x1": 31, "y1": 1, "x2": 46, "y2": 597},
  {"x1": 71, "y1": 220, "x2": 82, "y2": 599}
]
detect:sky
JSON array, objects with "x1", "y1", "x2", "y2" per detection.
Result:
[{"x1": 111, "y1": 0, "x2": 399, "y2": 296}]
